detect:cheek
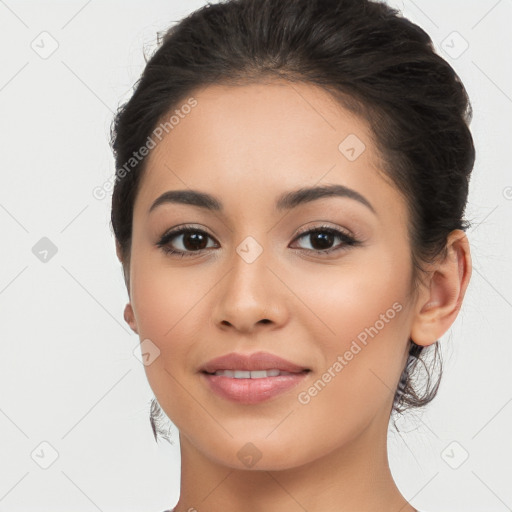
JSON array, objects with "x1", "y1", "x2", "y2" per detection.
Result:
[
  {"x1": 130, "y1": 256, "x2": 207, "y2": 339},
  {"x1": 130, "y1": 259, "x2": 218, "y2": 398},
  {"x1": 293, "y1": 255, "x2": 410, "y2": 349},
  {"x1": 287, "y1": 268, "x2": 410, "y2": 452},
  {"x1": 130, "y1": 263, "x2": 210, "y2": 428},
  {"x1": 289, "y1": 255, "x2": 412, "y2": 417}
]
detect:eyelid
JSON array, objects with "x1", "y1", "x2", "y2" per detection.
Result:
[
  {"x1": 293, "y1": 222, "x2": 355, "y2": 239},
  {"x1": 159, "y1": 223, "x2": 217, "y2": 242}
]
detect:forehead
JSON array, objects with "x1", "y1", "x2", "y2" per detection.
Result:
[
  {"x1": 148, "y1": 79, "x2": 375, "y2": 166},
  {"x1": 134, "y1": 80, "x2": 403, "y2": 221}
]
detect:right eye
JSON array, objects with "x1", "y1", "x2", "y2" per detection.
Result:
[{"x1": 156, "y1": 226, "x2": 219, "y2": 257}]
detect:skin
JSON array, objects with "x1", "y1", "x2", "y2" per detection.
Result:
[{"x1": 118, "y1": 79, "x2": 472, "y2": 512}]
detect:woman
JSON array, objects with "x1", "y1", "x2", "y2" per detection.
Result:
[{"x1": 110, "y1": 0, "x2": 474, "y2": 510}]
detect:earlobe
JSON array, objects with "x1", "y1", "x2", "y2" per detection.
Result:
[
  {"x1": 410, "y1": 230, "x2": 472, "y2": 347},
  {"x1": 124, "y1": 303, "x2": 139, "y2": 334}
]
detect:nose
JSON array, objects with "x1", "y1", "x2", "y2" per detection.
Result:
[{"x1": 211, "y1": 242, "x2": 289, "y2": 334}]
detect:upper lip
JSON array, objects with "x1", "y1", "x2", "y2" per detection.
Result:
[{"x1": 200, "y1": 351, "x2": 310, "y2": 374}]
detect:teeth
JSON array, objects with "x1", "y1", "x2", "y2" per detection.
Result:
[{"x1": 212, "y1": 369, "x2": 294, "y2": 378}]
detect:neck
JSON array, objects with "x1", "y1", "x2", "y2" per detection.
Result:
[{"x1": 171, "y1": 412, "x2": 416, "y2": 512}]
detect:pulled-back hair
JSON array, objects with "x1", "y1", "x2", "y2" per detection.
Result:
[{"x1": 110, "y1": 0, "x2": 475, "y2": 440}]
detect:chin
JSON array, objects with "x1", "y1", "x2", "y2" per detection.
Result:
[{"x1": 193, "y1": 432, "x2": 325, "y2": 472}]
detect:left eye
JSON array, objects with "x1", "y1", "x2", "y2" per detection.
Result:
[{"x1": 291, "y1": 227, "x2": 358, "y2": 254}]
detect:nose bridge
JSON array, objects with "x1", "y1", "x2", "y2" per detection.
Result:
[
  {"x1": 228, "y1": 233, "x2": 270, "y2": 304},
  {"x1": 212, "y1": 231, "x2": 285, "y2": 331}
]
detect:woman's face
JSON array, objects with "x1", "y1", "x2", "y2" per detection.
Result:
[{"x1": 125, "y1": 80, "x2": 424, "y2": 470}]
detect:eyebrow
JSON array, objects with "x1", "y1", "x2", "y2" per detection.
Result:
[{"x1": 148, "y1": 184, "x2": 376, "y2": 215}]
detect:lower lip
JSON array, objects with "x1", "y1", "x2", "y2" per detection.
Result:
[{"x1": 200, "y1": 372, "x2": 309, "y2": 404}]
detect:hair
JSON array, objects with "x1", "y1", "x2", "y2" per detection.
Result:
[{"x1": 109, "y1": 0, "x2": 475, "y2": 441}]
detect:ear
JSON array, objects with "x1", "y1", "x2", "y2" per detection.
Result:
[
  {"x1": 410, "y1": 229, "x2": 472, "y2": 347},
  {"x1": 124, "y1": 303, "x2": 139, "y2": 334}
]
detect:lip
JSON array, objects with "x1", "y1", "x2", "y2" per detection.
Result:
[
  {"x1": 199, "y1": 351, "x2": 309, "y2": 374},
  {"x1": 199, "y1": 351, "x2": 310, "y2": 404},
  {"x1": 201, "y1": 372, "x2": 309, "y2": 404}
]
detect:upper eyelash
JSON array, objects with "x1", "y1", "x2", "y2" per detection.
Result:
[{"x1": 156, "y1": 224, "x2": 360, "y2": 257}]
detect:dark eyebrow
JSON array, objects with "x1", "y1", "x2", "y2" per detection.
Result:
[
  {"x1": 275, "y1": 184, "x2": 376, "y2": 214},
  {"x1": 148, "y1": 184, "x2": 376, "y2": 215},
  {"x1": 149, "y1": 189, "x2": 222, "y2": 214}
]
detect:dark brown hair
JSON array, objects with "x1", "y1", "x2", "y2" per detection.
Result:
[{"x1": 110, "y1": 0, "x2": 475, "y2": 440}]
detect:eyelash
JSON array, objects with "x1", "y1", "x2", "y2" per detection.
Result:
[{"x1": 156, "y1": 224, "x2": 361, "y2": 258}]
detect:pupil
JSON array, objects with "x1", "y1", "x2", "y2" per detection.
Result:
[
  {"x1": 185, "y1": 233, "x2": 206, "y2": 250},
  {"x1": 311, "y1": 232, "x2": 333, "y2": 250}
]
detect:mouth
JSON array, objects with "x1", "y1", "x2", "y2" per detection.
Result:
[
  {"x1": 200, "y1": 368, "x2": 310, "y2": 404},
  {"x1": 202, "y1": 369, "x2": 310, "y2": 378},
  {"x1": 198, "y1": 351, "x2": 311, "y2": 404}
]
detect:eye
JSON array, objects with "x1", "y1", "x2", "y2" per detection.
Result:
[
  {"x1": 156, "y1": 225, "x2": 218, "y2": 258},
  {"x1": 290, "y1": 224, "x2": 360, "y2": 255},
  {"x1": 156, "y1": 223, "x2": 361, "y2": 258}
]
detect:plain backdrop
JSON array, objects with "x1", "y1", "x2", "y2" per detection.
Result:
[{"x1": 0, "y1": 1, "x2": 511, "y2": 511}]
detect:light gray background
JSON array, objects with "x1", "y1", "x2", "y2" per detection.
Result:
[{"x1": 0, "y1": 1, "x2": 510, "y2": 511}]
